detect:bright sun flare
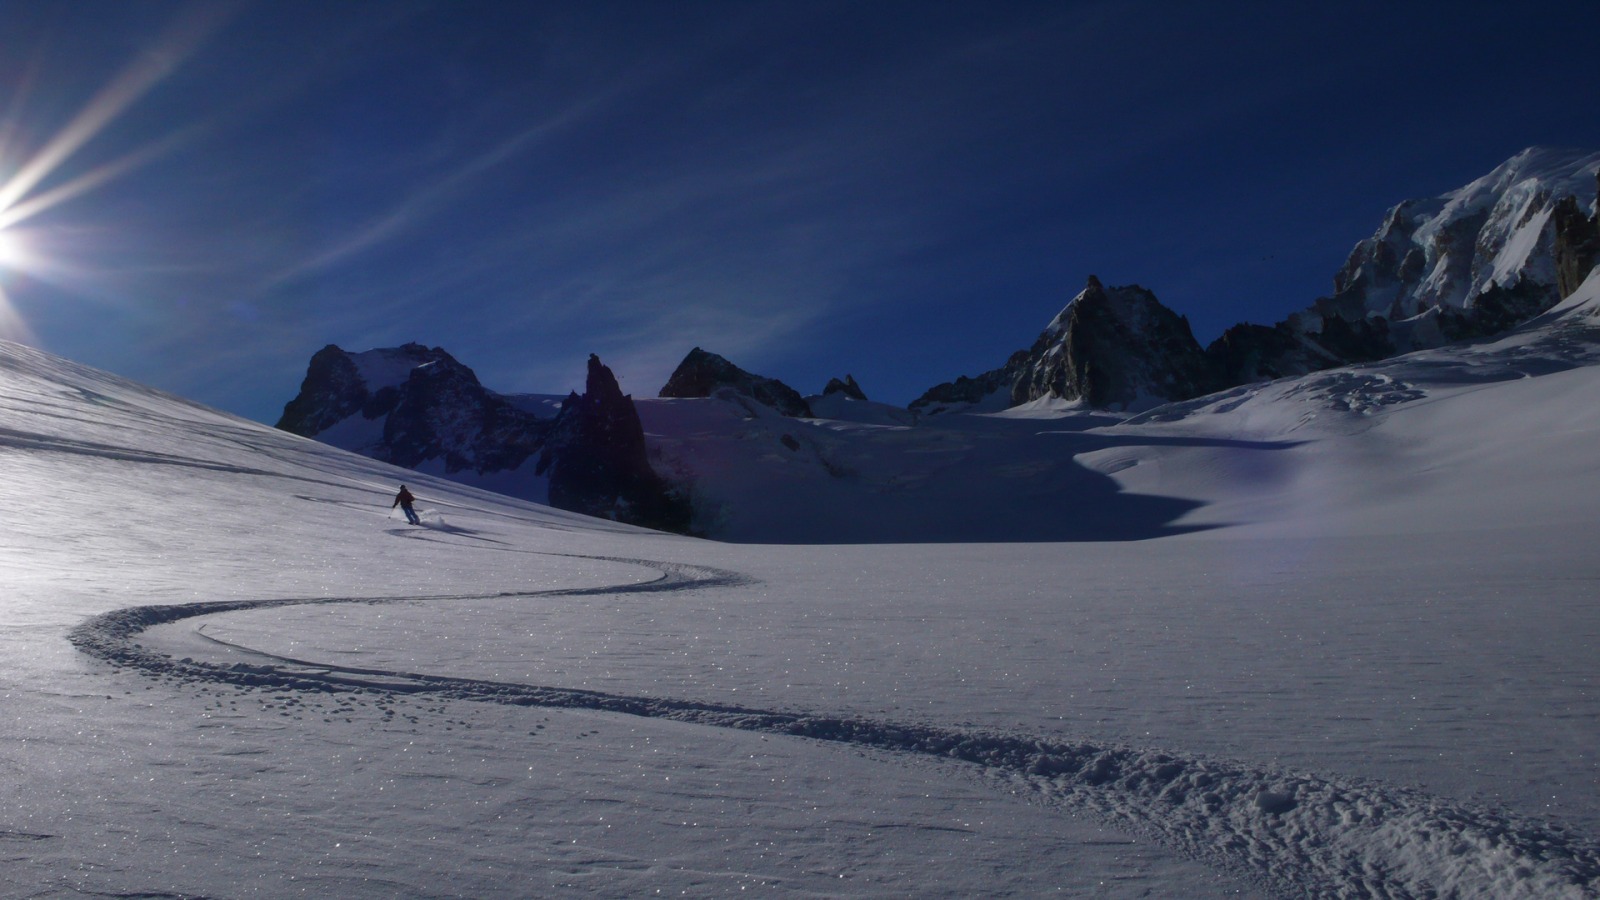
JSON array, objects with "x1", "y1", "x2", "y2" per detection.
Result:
[{"x1": 0, "y1": 230, "x2": 20, "y2": 270}]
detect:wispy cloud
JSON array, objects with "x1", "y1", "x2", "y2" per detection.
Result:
[{"x1": 258, "y1": 56, "x2": 667, "y2": 291}]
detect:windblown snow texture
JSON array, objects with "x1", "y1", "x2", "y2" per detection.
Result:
[{"x1": 71, "y1": 556, "x2": 1600, "y2": 900}]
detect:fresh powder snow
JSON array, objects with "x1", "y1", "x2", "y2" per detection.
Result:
[{"x1": 4, "y1": 294, "x2": 1600, "y2": 896}]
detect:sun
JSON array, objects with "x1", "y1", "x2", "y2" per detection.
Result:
[
  {"x1": 0, "y1": 228, "x2": 28, "y2": 273},
  {"x1": 0, "y1": 230, "x2": 19, "y2": 270}
]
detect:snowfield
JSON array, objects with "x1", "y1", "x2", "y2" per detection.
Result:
[{"x1": 5, "y1": 284, "x2": 1600, "y2": 897}]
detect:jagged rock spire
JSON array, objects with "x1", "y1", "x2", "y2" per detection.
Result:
[
  {"x1": 540, "y1": 354, "x2": 689, "y2": 533},
  {"x1": 822, "y1": 374, "x2": 867, "y2": 401}
]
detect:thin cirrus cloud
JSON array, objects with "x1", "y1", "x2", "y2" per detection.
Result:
[{"x1": 252, "y1": 37, "x2": 704, "y2": 295}]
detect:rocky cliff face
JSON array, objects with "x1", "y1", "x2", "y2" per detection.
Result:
[
  {"x1": 1009, "y1": 277, "x2": 1215, "y2": 409},
  {"x1": 276, "y1": 343, "x2": 548, "y2": 473},
  {"x1": 1301, "y1": 147, "x2": 1600, "y2": 330},
  {"x1": 277, "y1": 345, "x2": 688, "y2": 533},
  {"x1": 276, "y1": 344, "x2": 372, "y2": 436},
  {"x1": 659, "y1": 347, "x2": 812, "y2": 417},
  {"x1": 1553, "y1": 170, "x2": 1600, "y2": 300},
  {"x1": 915, "y1": 148, "x2": 1600, "y2": 414},
  {"x1": 1233, "y1": 148, "x2": 1600, "y2": 378},
  {"x1": 538, "y1": 355, "x2": 690, "y2": 533},
  {"x1": 822, "y1": 374, "x2": 867, "y2": 401},
  {"x1": 913, "y1": 277, "x2": 1212, "y2": 413}
]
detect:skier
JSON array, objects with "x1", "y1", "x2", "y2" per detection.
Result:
[{"x1": 392, "y1": 484, "x2": 420, "y2": 525}]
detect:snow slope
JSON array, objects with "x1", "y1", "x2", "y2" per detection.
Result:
[{"x1": 3, "y1": 314, "x2": 1600, "y2": 897}]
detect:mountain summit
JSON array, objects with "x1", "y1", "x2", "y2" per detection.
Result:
[
  {"x1": 917, "y1": 147, "x2": 1600, "y2": 413},
  {"x1": 276, "y1": 346, "x2": 687, "y2": 532},
  {"x1": 659, "y1": 347, "x2": 812, "y2": 417},
  {"x1": 913, "y1": 277, "x2": 1213, "y2": 413},
  {"x1": 276, "y1": 343, "x2": 548, "y2": 473},
  {"x1": 537, "y1": 354, "x2": 689, "y2": 533}
]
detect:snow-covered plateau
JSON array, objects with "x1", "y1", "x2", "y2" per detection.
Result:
[{"x1": 6, "y1": 275, "x2": 1600, "y2": 897}]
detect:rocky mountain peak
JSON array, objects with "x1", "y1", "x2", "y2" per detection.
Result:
[
  {"x1": 659, "y1": 347, "x2": 812, "y2": 417},
  {"x1": 276, "y1": 342, "x2": 472, "y2": 442},
  {"x1": 276, "y1": 346, "x2": 689, "y2": 534},
  {"x1": 1312, "y1": 147, "x2": 1600, "y2": 330},
  {"x1": 539, "y1": 354, "x2": 688, "y2": 532},
  {"x1": 276, "y1": 344, "x2": 366, "y2": 436},
  {"x1": 822, "y1": 374, "x2": 867, "y2": 401},
  {"x1": 914, "y1": 277, "x2": 1213, "y2": 413},
  {"x1": 1014, "y1": 278, "x2": 1214, "y2": 409}
]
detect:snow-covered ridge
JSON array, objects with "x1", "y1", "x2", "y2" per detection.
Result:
[
  {"x1": 1336, "y1": 145, "x2": 1600, "y2": 320},
  {"x1": 915, "y1": 147, "x2": 1600, "y2": 416}
]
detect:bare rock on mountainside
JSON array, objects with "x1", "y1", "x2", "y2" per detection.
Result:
[
  {"x1": 1205, "y1": 315, "x2": 1394, "y2": 386},
  {"x1": 276, "y1": 345, "x2": 689, "y2": 533},
  {"x1": 276, "y1": 343, "x2": 372, "y2": 436},
  {"x1": 1553, "y1": 170, "x2": 1600, "y2": 300},
  {"x1": 913, "y1": 277, "x2": 1214, "y2": 413},
  {"x1": 659, "y1": 347, "x2": 813, "y2": 417},
  {"x1": 822, "y1": 374, "x2": 868, "y2": 401},
  {"x1": 906, "y1": 351, "x2": 1031, "y2": 414},
  {"x1": 276, "y1": 343, "x2": 549, "y2": 473},
  {"x1": 1010, "y1": 276, "x2": 1216, "y2": 410},
  {"x1": 537, "y1": 355, "x2": 690, "y2": 533},
  {"x1": 916, "y1": 146, "x2": 1600, "y2": 413}
]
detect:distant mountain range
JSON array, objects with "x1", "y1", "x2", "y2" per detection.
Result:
[
  {"x1": 912, "y1": 146, "x2": 1600, "y2": 412},
  {"x1": 276, "y1": 147, "x2": 1600, "y2": 537}
]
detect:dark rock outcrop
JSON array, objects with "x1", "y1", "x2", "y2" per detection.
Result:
[
  {"x1": 377, "y1": 352, "x2": 549, "y2": 473},
  {"x1": 1204, "y1": 315, "x2": 1395, "y2": 387},
  {"x1": 1309, "y1": 315, "x2": 1393, "y2": 364},
  {"x1": 277, "y1": 343, "x2": 549, "y2": 473},
  {"x1": 909, "y1": 351, "x2": 1029, "y2": 414},
  {"x1": 1205, "y1": 323, "x2": 1332, "y2": 385},
  {"x1": 277, "y1": 343, "x2": 395, "y2": 437},
  {"x1": 539, "y1": 355, "x2": 690, "y2": 533},
  {"x1": 1438, "y1": 279, "x2": 1561, "y2": 342},
  {"x1": 659, "y1": 347, "x2": 812, "y2": 417},
  {"x1": 278, "y1": 345, "x2": 689, "y2": 534},
  {"x1": 1553, "y1": 171, "x2": 1600, "y2": 299},
  {"x1": 913, "y1": 277, "x2": 1213, "y2": 412},
  {"x1": 822, "y1": 374, "x2": 867, "y2": 401},
  {"x1": 1009, "y1": 277, "x2": 1215, "y2": 409}
]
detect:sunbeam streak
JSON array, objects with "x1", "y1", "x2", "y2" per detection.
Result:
[
  {"x1": 0, "y1": 283, "x2": 35, "y2": 343},
  {"x1": 0, "y1": 2, "x2": 240, "y2": 342},
  {"x1": 0, "y1": 2, "x2": 237, "y2": 224},
  {"x1": 0, "y1": 128, "x2": 201, "y2": 232}
]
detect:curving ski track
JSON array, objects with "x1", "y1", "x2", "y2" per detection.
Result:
[{"x1": 71, "y1": 552, "x2": 1599, "y2": 899}]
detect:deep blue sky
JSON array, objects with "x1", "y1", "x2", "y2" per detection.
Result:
[{"x1": 1, "y1": 0, "x2": 1598, "y2": 423}]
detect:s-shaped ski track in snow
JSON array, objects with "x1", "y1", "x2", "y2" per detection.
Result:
[{"x1": 71, "y1": 550, "x2": 1600, "y2": 900}]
